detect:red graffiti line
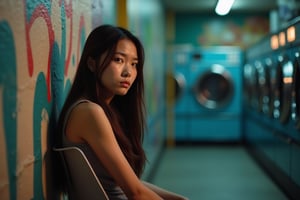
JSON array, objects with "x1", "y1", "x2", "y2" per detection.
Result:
[
  {"x1": 60, "y1": 0, "x2": 73, "y2": 76},
  {"x1": 24, "y1": 2, "x2": 55, "y2": 101}
]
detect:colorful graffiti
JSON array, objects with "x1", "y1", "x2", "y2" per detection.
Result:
[
  {"x1": 0, "y1": 0, "x2": 166, "y2": 199},
  {"x1": 0, "y1": 20, "x2": 17, "y2": 200},
  {"x1": 0, "y1": 0, "x2": 100, "y2": 199}
]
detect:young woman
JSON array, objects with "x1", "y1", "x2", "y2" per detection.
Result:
[{"x1": 55, "y1": 25, "x2": 188, "y2": 200}]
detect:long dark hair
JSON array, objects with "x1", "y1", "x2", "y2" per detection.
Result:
[{"x1": 56, "y1": 25, "x2": 146, "y2": 177}]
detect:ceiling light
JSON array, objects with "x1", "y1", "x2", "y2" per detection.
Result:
[{"x1": 215, "y1": 0, "x2": 235, "y2": 16}]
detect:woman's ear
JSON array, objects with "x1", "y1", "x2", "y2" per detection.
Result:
[{"x1": 87, "y1": 57, "x2": 96, "y2": 72}]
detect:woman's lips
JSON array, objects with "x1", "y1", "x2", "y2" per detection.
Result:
[{"x1": 120, "y1": 81, "x2": 130, "y2": 88}]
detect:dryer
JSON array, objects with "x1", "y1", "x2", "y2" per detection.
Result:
[
  {"x1": 243, "y1": 18, "x2": 300, "y2": 196},
  {"x1": 188, "y1": 47, "x2": 243, "y2": 141},
  {"x1": 171, "y1": 46, "x2": 243, "y2": 142},
  {"x1": 169, "y1": 45, "x2": 193, "y2": 140}
]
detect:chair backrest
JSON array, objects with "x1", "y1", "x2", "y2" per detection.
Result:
[{"x1": 53, "y1": 147, "x2": 109, "y2": 200}]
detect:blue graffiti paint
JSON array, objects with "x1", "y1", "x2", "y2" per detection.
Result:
[
  {"x1": 32, "y1": 40, "x2": 66, "y2": 200},
  {"x1": 31, "y1": 1, "x2": 68, "y2": 197},
  {"x1": 51, "y1": 42, "x2": 65, "y2": 120},
  {"x1": 31, "y1": 2, "x2": 88, "y2": 198},
  {"x1": 0, "y1": 20, "x2": 17, "y2": 200},
  {"x1": 25, "y1": 0, "x2": 52, "y2": 22},
  {"x1": 60, "y1": 0, "x2": 67, "y2": 75},
  {"x1": 80, "y1": 28, "x2": 86, "y2": 53},
  {"x1": 72, "y1": 54, "x2": 75, "y2": 67},
  {"x1": 33, "y1": 72, "x2": 51, "y2": 200}
]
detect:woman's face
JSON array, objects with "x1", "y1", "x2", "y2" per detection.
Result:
[{"x1": 100, "y1": 39, "x2": 138, "y2": 102}]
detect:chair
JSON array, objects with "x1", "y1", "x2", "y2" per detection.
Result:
[{"x1": 53, "y1": 146, "x2": 109, "y2": 200}]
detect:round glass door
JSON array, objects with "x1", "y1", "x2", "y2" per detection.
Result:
[
  {"x1": 255, "y1": 60, "x2": 270, "y2": 113},
  {"x1": 243, "y1": 63, "x2": 256, "y2": 108},
  {"x1": 166, "y1": 72, "x2": 186, "y2": 104},
  {"x1": 194, "y1": 64, "x2": 233, "y2": 109},
  {"x1": 270, "y1": 55, "x2": 283, "y2": 119},
  {"x1": 280, "y1": 55, "x2": 294, "y2": 124}
]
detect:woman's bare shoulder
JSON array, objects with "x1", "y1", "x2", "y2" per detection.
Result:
[
  {"x1": 66, "y1": 101, "x2": 110, "y2": 141},
  {"x1": 72, "y1": 101, "x2": 105, "y2": 118}
]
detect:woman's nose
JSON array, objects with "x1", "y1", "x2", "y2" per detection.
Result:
[{"x1": 122, "y1": 68, "x2": 131, "y2": 77}]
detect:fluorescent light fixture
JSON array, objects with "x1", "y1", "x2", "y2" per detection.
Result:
[{"x1": 215, "y1": 0, "x2": 235, "y2": 16}]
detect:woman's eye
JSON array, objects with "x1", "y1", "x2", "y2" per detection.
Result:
[
  {"x1": 114, "y1": 57, "x2": 123, "y2": 63},
  {"x1": 132, "y1": 62, "x2": 138, "y2": 67}
]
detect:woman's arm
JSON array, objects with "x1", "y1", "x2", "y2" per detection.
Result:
[
  {"x1": 65, "y1": 102, "x2": 162, "y2": 200},
  {"x1": 143, "y1": 181, "x2": 189, "y2": 200}
]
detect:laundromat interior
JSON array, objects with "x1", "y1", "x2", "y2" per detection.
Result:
[{"x1": 1, "y1": 0, "x2": 300, "y2": 199}]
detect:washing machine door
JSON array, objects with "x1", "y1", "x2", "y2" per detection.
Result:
[
  {"x1": 243, "y1": 63, "x2": 256, "y2": 108},
  {"x1": 255, "y1": 61, "x2": 264, "y2": 112},
  {"x1": 269, "y1": 55, "x2": 284, "y2": 119},
  {"x1": 255, "y1": 59, "x2": 271, "y2": 114},
  {"x1": 194, "y1": 64, "x2": 233, "y2": 109},
  {"x1": 166, "y1": 72, "x2": 186, "y2": 104},
  {"x1": 279, "y1": 55, "x2": 294, "y2": 124},
  {"x1": 263, "y1": 58, "x2": 272, "y2": 114}
]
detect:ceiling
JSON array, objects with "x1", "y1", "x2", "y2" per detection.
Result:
[{"x1": 162, "y1": 0, "x2": 278, "y2": 13}]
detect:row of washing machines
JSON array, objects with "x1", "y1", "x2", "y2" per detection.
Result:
[
  {"x1": 243, "y1": 17, "x2": 300, "y2": 199},
  {"x1": 168, "y1": 45, "x2": 243, "y2": 142}
]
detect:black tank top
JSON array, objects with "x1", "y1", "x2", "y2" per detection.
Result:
[{"x1": 62, "y1": 99, "x2": 127, "y2": 200}]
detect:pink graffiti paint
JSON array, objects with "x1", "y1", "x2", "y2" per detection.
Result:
[{"x1": 24, "y1": 2, "x2": 54, "y2": 101}]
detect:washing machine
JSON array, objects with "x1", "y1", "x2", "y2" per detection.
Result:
[
  {"x1": 243, "y1": 61, "x2": 261, "y2": 112},
  {"x1": 243, "y1": 18, "x2": 300, "y2": 197},
  {"x1": 289, "y1": 23, "x2": 300, "y2": 131},
  {"x1": 171, "y1": 46, "x2": 243, "y2": 142},
  {"x1": 168, "y1": 45, "x2": 193, "y2": 140},
  {"x1": 267, "y1": 49, "x2": 282, "y2": 120},
  {"x1": 278, "y1": 50, "x2": 295, "y2": 124},
  {"x1": 242, "y1": 63, "x2": 254, "y2": 107},
  {"x1": 246, "y1": 36, "x2": 275, "y2": 117},
  {"x1": 188, "y1": 46, "x2": 243, "y2": 141},
  {"x1": 268, "y1": 36, "x2": 295, "y2": 125},
  {"x1": 244, "y1": 59, "x2": 268, "y2": 114}
]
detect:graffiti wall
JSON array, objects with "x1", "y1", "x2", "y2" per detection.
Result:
[
  {"x1": 0, "y1": 0, "x2": 115, "y2": 199},
  {"x1": 0, "y1": 0, "x2": 167, "y2": 198}
]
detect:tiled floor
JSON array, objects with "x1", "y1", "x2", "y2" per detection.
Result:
[{"x1": 151, "y1": 145, "x2": 290, "y2": 200}]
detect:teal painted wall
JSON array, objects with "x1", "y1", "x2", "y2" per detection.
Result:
[{"x1": 127, "y1": 0, "x2": 166, "y2": 179}]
